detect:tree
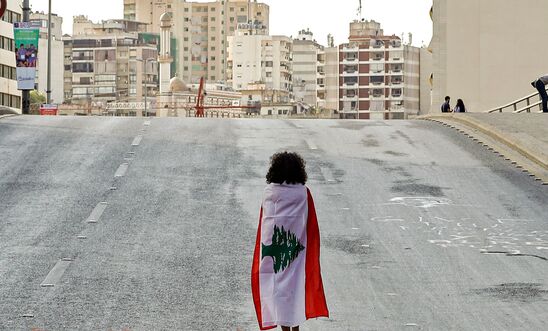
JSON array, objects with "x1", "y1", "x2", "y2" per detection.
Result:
[
  {"x1": 30, "y1": 90, "x2": 46, "y2": 105},
  {"x1": 262, "y1": 225, "x2": 305, "y2": 273}
]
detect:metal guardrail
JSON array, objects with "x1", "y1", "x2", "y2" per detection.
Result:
[{"x1": 486, "y1": 86, "x2": 547, "y2": 113}]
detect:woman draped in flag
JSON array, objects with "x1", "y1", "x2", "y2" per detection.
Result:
[{"x1": 252, "y1": 152, "x2": 329, "y2": 331}]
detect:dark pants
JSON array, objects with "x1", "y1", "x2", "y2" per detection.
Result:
[{"x1": 535, "y1": 80, "x2": 548, "y2": 112}]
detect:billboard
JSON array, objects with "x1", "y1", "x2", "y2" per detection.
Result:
[{"x1": 14, "y1": 22, "x2": 40, "y2": 90}]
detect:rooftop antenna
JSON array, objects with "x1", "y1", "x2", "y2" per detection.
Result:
[{"x1": 357, "y1": 0, "x2": 363, "y2": 20}]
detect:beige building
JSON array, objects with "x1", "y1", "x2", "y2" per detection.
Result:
[
  {"x1": 324, "y1": 46, "x2": 339, "y2": 112},
  {"x1": 0, "y1": 2, "x2": 22, "y2": 112},
  {"x1": 30, "y1": 12, "x2": 64, "y2": 104},
  {"x1": 172, "y1": 0, "x2": 269, "y2": 84},
  {"x1": 123, "y1": 0, "x2": 173, "y2": 34},
  {"x1": 292, "y1": 29, "x2": 326, "y2": 109},
  {"x1": 339, "y1": 20, "x2": 420, "y2": 119},
  {"x1": 430, "y1": 0, "x2": 548, "y2": 113},
  {"x1": 66, "y1": 17, "x2": 158, "y2": 108}
]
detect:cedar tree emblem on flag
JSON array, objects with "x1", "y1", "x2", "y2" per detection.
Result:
[{"x1": 261, "y1": 225, "x2": 305, "y2": 273}]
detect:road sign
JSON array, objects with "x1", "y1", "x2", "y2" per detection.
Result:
[{"x1": 40, "y1": 104, "x2": 58, "y2": 115}]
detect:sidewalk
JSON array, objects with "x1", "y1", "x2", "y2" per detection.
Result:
[{"x1": 419, "y1": 113, "x2": 548, "y2": 183}]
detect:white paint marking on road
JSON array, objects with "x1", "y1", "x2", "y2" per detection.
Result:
[
  {"x1": 371, "y1": 216, "x2": 405, "y2": 222},
  {"x1": 131, "y1": 135, "x2": 143, "y2": 146},
  {"x1": 109, "y1": 186, "x2": 117, "y2": 191},
  {"x1": 405, "y1": 324, "x2": 418, "y2": 327},
  {"x1": 361, "y1": 244, "x2": 370, "y2": 248},
  {"x1": 351, "y1": 227, "x2": 360, "y2": 230},
  {"x1": 144, "y1": 120, "x2": 151, "y2": 126},
  {"x1": 537, "y1": 247, "x2": 548, "y2": 250},
  {"x1": 386, "y1": 293, "x2": 398, "y2": 296},
  {"x1": 429, "y1": 239, "x2": 451, "y2": 244},
  {"x1": 390, "y1": 197, "x2": 451, "y2": 209},
  {"x1": 399, "y1": 226, "x2": 408, "y2": 231},
  {"x1": 41, "y1": 260, "x2": 71, "y2": 287},
  {"x1": 371, "y1": 266, "x2": 381, "y2": 269},
  {"x1": 21, "y1": 313, "x2": 34, "y2": 318},
  {"x1": 114, "y1": 163, "x2": 129, "y2": 177},
  {"x1": 341, "y1": 207, "x2": 350, "y2": 211},
  {"x1": 77, "y1": 235, "x2": 87, "y2": 239},
  {"x1": 86, "y1": 202, "x2": 108, "y2": 223},
  {"x1": 306, "y1": 139, "x2": 318, "y2": 150}
]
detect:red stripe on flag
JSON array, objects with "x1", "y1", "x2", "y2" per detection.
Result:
[
  {"x1": 251, "y1": 207, "x2": 277, "y2": 330},
  {"x1": 305, "y1": 188, "x2": 329, "y2": 319}
]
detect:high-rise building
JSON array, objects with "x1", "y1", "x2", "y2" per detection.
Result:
[
  {"x1": 292, "y1": 29, "x2": 326, "y2": 109},
  {"x1": 123, "y1": 0, "x2": 173, "y2": 34},
  {"x1": 0, "y1": 2, "x2": 22, "y2": 111},
  {"x1": 338, "y1": 20, "x2": 420, "y2": 119},
  {"x1": 30, "y1": 11, "x2": 64, "y2": 104},
  {"x1": 429, "y1": 0, "x2": 548, "y2": 112},
  {"x1": 227, "y1": 24, "x2": 292, "y2": 106},
  {"x1": 66, "y1": 16, "x2": 158, "y2": 109},
  {"x1": 172, "y1": 0, "x2": 269, "y2": 84}
]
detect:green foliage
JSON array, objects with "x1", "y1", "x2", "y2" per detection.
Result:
[
  {"x1": 30, "y1": 90, "x2": 46, "y2": 105},
  {"x1": 262, "y1": 225, "x2": 305, "y2": 273}
]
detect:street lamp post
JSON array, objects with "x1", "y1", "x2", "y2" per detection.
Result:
[{"x1": 46, "y1": 0, "x2": 52, "y2": 104}]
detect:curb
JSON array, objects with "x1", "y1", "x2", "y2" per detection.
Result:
[
  {"x1": 0, "y1": 114, "x2": 18, "y2": 120},
  {"x1": 419, "y1": 114, "x2": 547, "y2": 171}
]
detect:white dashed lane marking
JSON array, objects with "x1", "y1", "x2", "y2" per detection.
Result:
[
  {"x1": 131, "y1": 135, "x2": 143, "y2": 146},
  {"x1": 40, "y1": 259, "x2": 72, "y2": 287},
  {"x1": 86, "y1": 202, "x2": 108, "y2": 223},
  {"x1": 114, "y1": 163, "x2": 129, "y2": 177}
]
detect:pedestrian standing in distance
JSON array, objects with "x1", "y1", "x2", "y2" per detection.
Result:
[
  {"x1": 441, "y1": 96, "x2": 452, "y2": 113},
  {"x1": 454, "y1": 99, "x2": 466, "y2": 113},
  {"x1": 531, "y1": 75, "x2": 548, "y2": 112},
  {"x1": 252, "y1": 152, "x2": 329, "y2": 331}
]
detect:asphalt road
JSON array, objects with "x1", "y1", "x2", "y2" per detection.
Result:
[{"x1": 0, "y1": 116, "x2": 546, "y2": 330}]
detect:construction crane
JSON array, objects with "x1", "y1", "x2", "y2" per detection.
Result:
[{"x1": 194, "y1": 77, "x2": 260, "y2": 117}]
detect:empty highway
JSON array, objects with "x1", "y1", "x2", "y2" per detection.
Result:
[{"x1": 0, "y1": 116, "x2": 546, "y2": 330}]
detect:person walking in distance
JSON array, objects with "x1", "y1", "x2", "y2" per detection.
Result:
[
  {"x1": 454, "y1": 99, "x2": 466, "y2": 113},
  {"x1": 252, "y1": 152, "x2": 329, "y2": 331},
  {"x1": 531, "y1": 75, "x2": 548, "y2": 113},
  {"x1": 441, "y1": 96, "x2": 452, "y2": 113}
]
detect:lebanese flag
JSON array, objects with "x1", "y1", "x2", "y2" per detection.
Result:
[{"x1": 251, "y1": 184, "x2": 329, "y2": 330}]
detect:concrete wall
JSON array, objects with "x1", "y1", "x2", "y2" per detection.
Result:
[
  {"x1": 419, "y1": 47, "x2": 432, "y2": 115},
  {"x1": 431, "y1": 0, "x2": 548, "y2": 113}
]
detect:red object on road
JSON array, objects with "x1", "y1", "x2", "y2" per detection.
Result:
[
  {"x1": 39, "y1": 104, "x2": 58, "y2": 116},
  {"x1": 0, "y1": 0, "x2": 7, "y2": 19}
]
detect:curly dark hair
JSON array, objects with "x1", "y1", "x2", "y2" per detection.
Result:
[{"x1": 266, "y1": 151, "x2": 307, "y2": 185}]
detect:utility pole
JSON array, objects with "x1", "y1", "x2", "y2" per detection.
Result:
[
  {"x1": 21, "y1": 0, "x2": 30, "y2": 114},
  {"x1": 46, "y1": 0, "x2": 52, "y2": 104}
]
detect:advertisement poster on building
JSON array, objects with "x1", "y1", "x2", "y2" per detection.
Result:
[{"x1": 13, "y1": 22, "x2": 40, "y2": 90}]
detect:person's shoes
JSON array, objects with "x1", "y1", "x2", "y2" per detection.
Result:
[{"x1": 532, "y1": 81, "x2": 536, "y2": 88}]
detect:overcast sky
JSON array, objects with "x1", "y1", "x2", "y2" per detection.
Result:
[{"x1": 30, "y1": 0, "x2": 433, "y2": 46}]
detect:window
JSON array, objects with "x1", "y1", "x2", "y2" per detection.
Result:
[
  {"x1": 211, "y1": 17, "x2": 215, "y2": 22},
  {"x1": 371, "y1": 76, "x2": 384, "y2": 85},
  {"x1": 211, "y1": 47, "x2": 215, "y2": 51},
  {"x1": 184, "y1": 7, "x2": 189, "y2": 12}
]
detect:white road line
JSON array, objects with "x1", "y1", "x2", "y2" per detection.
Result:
[
  {"x1": 41, "y1": 260, "x2": 72, "y2": 287},
  {"x1": 131, "y1": 136, "x2": 143, "y2": 146},
  {"x1": 86, "y1": 202, "x2": 108, "y2": 223},
  {"x1": 144, "y1": 120, "x2": 151, "y2": 126},
  {"x1": 114, "y1": 163, "x2": 129, "y2": 177},
  {"x1": 306, "y1": 139, "x2": 318, "y2": 150}
]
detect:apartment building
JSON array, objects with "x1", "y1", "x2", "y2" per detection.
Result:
[
  {"x1": 66, "y1": 17, "x2": 158, "y2": 106},
  {"x1": 29, "y1": 11, "x2": 64, "y2": 104},
  {"x1": 123, "y1": 0, "x2": 173, "y2": 34},
  {"x1": 0, "y1": 2, "x2": 22, "y2": 111},
  {"x1": 227, "y1": 23, "x2": 292, "y2": 111},
  {"x1": 430, "y1": 0, "x2": 548, "y2": 112},
  {"x1": 324, "y1": 46, "x2": 339, "y2": 112},
  {"x1": 172, "y1": 0, "x2": 269, "y2": 84},
  {"x1": 338, "y1": 20, "x2": 420, "y2": 119},
  {"x1": 292, "y1": 29, "x2": 326, "y2": 109}
]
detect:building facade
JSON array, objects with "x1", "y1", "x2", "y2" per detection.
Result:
[
  {"x1": 0, "y1": 2, "x2": 22, "y2": 111},
  {"x1": 292, "y1": 29, "x2": 326, "y2": 110},
  {"x1": 430, "y1": 0, "x2": 548, "y2": 113},
  {"x1": 227, "y1": 24, "x2": 292, "y2": 109},
  {"x1": 338, "y1": 20, "x2": 420, "y2": 119},
  {"x1": 30, "y1": 11, "x2": 64, "y2": 104},
  {"x1": 172, "y1": 0, "x2": 269, "y2": 84},
  {"x1": 66, "y1": 17, "x2": 158, "y2": 107}
]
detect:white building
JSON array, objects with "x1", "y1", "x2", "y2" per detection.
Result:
[
  {"x1": 227, "y1": 24, "x2": 292, "y2": 94},
  {"x1": 30, "y1": 11, "x2": 64, "y2": 104},
  {"x1": 0, "y1": 2, "x2": 22, "y2": 112}
]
